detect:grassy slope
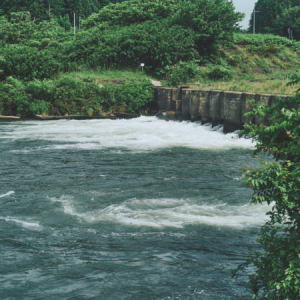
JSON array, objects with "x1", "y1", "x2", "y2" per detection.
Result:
[
  {"x1": 67, "y1": 70, "x2": 151, "y2": 82},
  {"x1": 189, "y1": 34, "x2": 300, "y2": 95},
  {"x1": 66, "y1": 34, "x2": 300, "y2": 95}
]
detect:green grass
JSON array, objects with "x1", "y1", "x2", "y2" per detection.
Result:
[
  {"x1": 233, "y1": 33, "x2": 300, "y2": 49},
  {"x1": 67, "y1": 33, "x2": 300, "y2": 96},
  {"x1": 167, "y1": 33, "x2": 300, "y2": 95},
  {"x1": 67, "y1": 69, "x2": 151, "y2": 82},
  {"x1": 189, "y1": 78, "x2": 298, "y2": 95}
]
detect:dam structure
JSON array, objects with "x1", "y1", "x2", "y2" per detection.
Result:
[{"x1": 155, "y1": 87, "x2": 291, "y2": 133}]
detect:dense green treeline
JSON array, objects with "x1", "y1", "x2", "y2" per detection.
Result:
[
  {"x1": 0, "y1": 0, "x2": 125, "y2": 28},
  {"x1": 249, "y1": 0, "x2": 300, "y2": 40}
]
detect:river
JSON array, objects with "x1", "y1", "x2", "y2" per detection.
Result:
[{"x1": 0, "y1": 117, "x2": 270, "y2": 299}]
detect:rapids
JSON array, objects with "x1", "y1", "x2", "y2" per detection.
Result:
[{"x1": 0, "y1": 117, "x2": 268, "y2": 299}]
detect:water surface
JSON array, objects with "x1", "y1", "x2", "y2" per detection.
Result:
[{"x1": 0, "y1": 117, "x2": 268, "y2": 299}]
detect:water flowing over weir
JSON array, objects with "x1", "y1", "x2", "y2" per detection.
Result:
[{"x1": 0, "y1": 117, "x2": 269, "y2": 300}]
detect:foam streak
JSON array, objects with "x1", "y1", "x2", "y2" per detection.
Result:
[{"x1": 0, "y1": 191, "x2": 15, "y2": 198}]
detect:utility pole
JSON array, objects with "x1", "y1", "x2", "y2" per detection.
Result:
[
  {"x1": 253, "y1": 10, "x2": 259, "y2": 34},
  {"x1": 74, "y1": 12, "x2": 76, "y2": 35},
  {"x1": 48, "y1": 2, "x2": 52, "y2": 16},
  {"x1": 288, "y1": 28, "x2": 293, "y2": 40},
  {"x1": 79, "y1": 16, "x2": 81, "y2": 32}
]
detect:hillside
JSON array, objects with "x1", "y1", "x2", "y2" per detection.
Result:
[
  {"x1": 179, "y1": 34, "x2": 300, "y2": 95},
  {"x1": 1, "y1": 0, "x2": 300, "y2": 117}
]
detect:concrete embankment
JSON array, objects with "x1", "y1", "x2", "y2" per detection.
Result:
[
  {"x1": 155, "y1": 87, "x2": 290, "y2": 132},
  {"x1": 0, "y1": 113, "x2": 141, "y2": 121},
  {"x1": 0, "y1": 116, "x2": 21, "y2": 121},
  {"x1": 35, "y1": 113, "x2": 140, "y2": 120}
]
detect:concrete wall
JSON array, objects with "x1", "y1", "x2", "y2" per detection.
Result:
[{"x1": 155, "y1": 87, "x2": 290, "y2": 133}]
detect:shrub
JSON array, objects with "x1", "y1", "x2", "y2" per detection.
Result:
[
  {"x1": 205, "y1": 65, "x2": 233, "y2": 81},
  {"x1": 164, "y1": 61, "x2": 200, "y2": 86},
  {"x1": 0, "y1": 77, "x2": 30, "y2": 116},
  {"x1": 234, "y1": 84, "x2": 300, "y2": 299},
  {"x1": 0, "y1": 45, "x2": 60, "y2": 81},
  {"x1": 0, "y1": 75, "x2": 155, "y2": 117}
]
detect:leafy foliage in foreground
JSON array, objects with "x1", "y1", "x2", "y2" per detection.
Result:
[{"x1": 234, "y1": 78, "x2": 300, "y2": 299}]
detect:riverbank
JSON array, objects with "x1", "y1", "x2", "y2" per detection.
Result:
[{"x1": 1, "y1": 34, "x2": 299, "y2": 120}]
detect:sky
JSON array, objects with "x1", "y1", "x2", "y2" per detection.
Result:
[{"x1": 232, "y1": 0, "x2": 257, "y2": 29}]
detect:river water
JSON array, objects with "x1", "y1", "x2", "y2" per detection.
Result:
[{"x1": 0, "y1": 117, "x2": 270, "y2": 300}]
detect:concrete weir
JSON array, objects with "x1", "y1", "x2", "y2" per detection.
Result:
[{"x1": 155, "y1": 87, "x2": 290, "y2": 133}]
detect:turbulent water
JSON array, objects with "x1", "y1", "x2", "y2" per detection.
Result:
[{"x1": 0, "y1": 117, "x2": 270, "y2": 299}]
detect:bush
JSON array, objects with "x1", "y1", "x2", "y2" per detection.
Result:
[
  {"x1": 70, "y1": 20, "x2": 199, "y2": 72},
  {"x1": 234, "y1": 85, "x2": 300, "y2": 299},
  {"x1": 0, "y1": 77, "x2": 30, "y2": 116},
  {"x1": 164, "y1": 61, "x2": 200, "y2": 86},
  {"x1": 0, "y1": 75, "x2": 155, "y2": 117},
  {"x1": 0, "y1": 45, "x2": 60, "y2": 81},
  {"x1": 113, "y1": 80, "x2": 155, "y2": 112},
  {"x1": 205, "y1": 65, "x2": 233, "y2": 81},
  {"x1": 234, "y1": 33, "x2": 300, "y2": 50}
]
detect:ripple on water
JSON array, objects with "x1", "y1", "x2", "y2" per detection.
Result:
[
  {"x1": 0, "y1": 191, "x2": 15, "y2": 198},
  {"x1": 49, "y1": 195, "x2": 270, "y2": 229}
]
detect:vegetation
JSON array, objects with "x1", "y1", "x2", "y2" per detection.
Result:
[
  {"x1": 2, "y1": 1, "x2": 300, "y2": 299},
  {"x1": 234, "y1": 75, "x2": 300, "y2": 299},
  {"x1": 185, "y1": 34, "x2": 300, "y2": 94},
  {"x1": 1, "y1": 0, "x2": 300, "y2": 117},
  {"x1": 0, "y1": 0, "x2": 126, "y2": 27},
  {"x1": 0, "y1": 73, "x2": 154, "y2": 117},
  {"x1": 0, "y1": 0, "x2": 242, "y2": 117},
  {"x1": 193, "y1": 78, "x2": 297, "y2": 96},
  {"x1": 249, "y1": 0, "x2": 300, "y2": 40}
]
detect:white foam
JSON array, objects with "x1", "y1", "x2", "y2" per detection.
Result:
[
  {"x1": 4, "y1": 117, "x2": 254, "y2": 152},
  {"x1": 50, "y1": 196, "x2": 270, "y2": 229},
  {"x1": 0, "y1": 191, "x2": 15, "y2": 198},
  {"x1": 0, "y1": 217, "x2": 42, "y2": 230}
]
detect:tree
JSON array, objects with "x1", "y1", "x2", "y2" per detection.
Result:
[
  {"x1": 235, "y1": 78, "x2": 300, "y2": 299},
  {"x1": 273, "y1": 6, "x2": 300, "y2": 41},
  {"x1": 0, "y1": 12, "x2": 69, "y2": 81},
  {"x1": 248, "y1": 0, "x2": 300, "y2": 39},
  {"x1": 79, "y1": 0, "x2": 243, "y2": 67},
  {"x1": 0, "y1": 0, "x2": 127, "y2": 24},
  {"x1": 169, "y1": 0, "x2": 243, "y2": 56}
]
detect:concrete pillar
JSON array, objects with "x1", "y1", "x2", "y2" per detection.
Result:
[
  {"x1": 155, "y1": 87, "x2": 172, "y2": 111},
  {"x1": 255, "y1": 94, "x2": 271, "y2": 125},
  {"x1": 175, "y1": 100, "x2": 182, "y2": 112},
  {"x1": 210, "y1": 90, "x2": 224, "y2": 127},
  {"x1": 181, "y1": 89, "x2": 191, "y2": 119},
  {"x1": 223, "y1": 91, "x2": 243, "y2": 133},
  {"x1": 241, "y1": 92, "x2": 256, "y2": 125},
  {"x1": 189, "y1": 90, "x2": 201, "y2": 121},
  {"x1": 165, "y1": 88, "x2": 174, "y2": 111},
  {"x1": 172, "y1": 88, "x2": 180, "y2": 101},
  {"x1": 199, "y1": 90, "x2": 211, "y2": 124}
]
